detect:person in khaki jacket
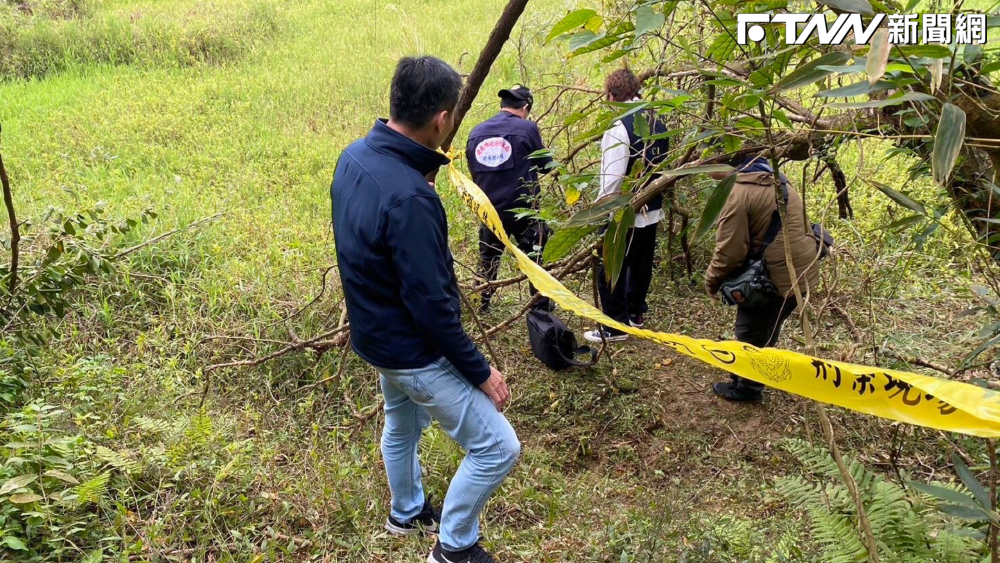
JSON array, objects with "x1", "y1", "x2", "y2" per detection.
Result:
[{"x1": 705, "y1": 156, "x2": 821, "y2": 402}]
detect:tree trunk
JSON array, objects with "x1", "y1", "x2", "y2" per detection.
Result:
[
  {"x1": 441, "y1": 0, "x2": 531, "y2": 152},
  {"x1": 1, "y1": 127, "x2": 19, "y2": 298}
]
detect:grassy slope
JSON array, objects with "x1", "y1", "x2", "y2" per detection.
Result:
[{"x1": 1, "y1": 0, "x2": 995, "y2": 561}]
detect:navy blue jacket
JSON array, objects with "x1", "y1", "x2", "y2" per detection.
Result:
[
  {"x1": 466, "y1": 112, "x2": 552, "y2": 217},
  {"x1": 331, "y1": 120, "x2": 490, "y2": 386}
]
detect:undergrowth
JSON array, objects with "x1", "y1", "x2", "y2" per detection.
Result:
[{"x1": 0, "y1": 0, "x2": 281, "y2": 80}]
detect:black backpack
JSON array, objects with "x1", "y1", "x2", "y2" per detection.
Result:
[{"x1": 526, "y1": 309, "x2": 597, "y2": 370}]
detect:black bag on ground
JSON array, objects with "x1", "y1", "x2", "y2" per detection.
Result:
[{"x1": 526, "y1": 309, "x2": 597, "y2": 370}]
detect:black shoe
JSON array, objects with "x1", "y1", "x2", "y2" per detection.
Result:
[
  {"x1": 385, "y1": 497, "x2": 440, "y2": 536},
  {"x1": 712, "y1": 381, "x2": 763, "y2": 403},
  {"x1": 428, "y1": 541, "x2": 498, "y2": 563},
  {"x1": 628, "y1": 313, "x2": 644, "y2": 328}
]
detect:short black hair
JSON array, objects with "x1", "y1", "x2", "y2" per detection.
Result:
[
  {"x1": 390, "y1": 56, "x2": 463, "y2": 128},
  {"x1": 500, "y1": 97, "x2": 529, "y2": 111}
]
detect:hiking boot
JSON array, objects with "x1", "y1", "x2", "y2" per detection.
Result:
[
  {"x1": 712, "y1": 381, "x2": 763, "y2": 403},
  {"x1": 385, "y1": 498, "x2": 440, "y2": 536},
  {"x1": 583, "y1": 328, "x2": 629, "y2": 343},
  {"x1": 428, "y1": 541, "x2": 498, "y2": 563},
  {"x1": 628, "y1": 313, "x2": 644, "y2": 328}
]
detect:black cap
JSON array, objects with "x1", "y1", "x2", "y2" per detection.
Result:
[{"x1": 498, "y1": 85, "x2": 533, "y2": 107}]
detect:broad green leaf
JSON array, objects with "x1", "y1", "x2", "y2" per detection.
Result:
[
  {"x1": 0, "y1": 474, "x2": 37, "y2": 496},
  {"x1": 908, "y1": 481, "x2": 980, "y2": 508},
  {"x1": 897, "y1": 44, "x2": 953, "y2": 59},
  {"x1": 770, "y1": 52, "x2": 853, "y2": 94},
  {"x1": 866, "y1": 28, "x2": 890, "y2": 85},
  {"x1": 564, "y1": 194, "x2": 632, "y2": 227},
  {"x1": 818, "y1": 0, "x2": 874, "y2": 15},
  {"x1": 547, "y1": 9, "x2": 598, "y2": 43},
  {"x1": 633, "y1": 112, "x2": 650, "y2": 140},
  {"x1": 953, "y1": 453, "x2": 991, "y2": 509},
  {"x1": 571, "y1": 24, "x2": 634, "y2": 56},
  {"x1": 871, "y1": 181, "x2": 927, "y2": 215},
  {"x1": 937, "y1": 503, "x2": 993, "y2": 521},
  {"x1": 1, "y1": 537, "x2": 27, "y2": 551},
  {"x1": 694, "y1": 174, "x2": 738, "y2": 243},
  {"x1": 982, "y1": 61, "x2": 1000, "y2": 75},
  {"x1": 604, "y1": 207, "x2": 636, "y2": 290},
  {"x1": 634, "y1": 6, "x2": 664, "y2": 36},
  {"x1": 824, "y1": 91, "x2": 935, "y2": 109},
  {"x1": 567, "y1": 30, "x2": 600, "y2": 52},
  {"x1": 661, "y1": 165, "x2": 734, "y2": 177},
  {"x1": 9, "y1": 493, "x2": 42, "y2": 504},
  {"x1": 706, "y1": 31, "x2": 738, "y2": 63},
  {"x1": 43, "y1": 469, "x2": 79, "y2": 485},
  {"x1": 932, "y1": 103, "x2": 966, "y2": 187},
  {"x1": 815, "y1": 80, "x2": 893, "y2": 98}
]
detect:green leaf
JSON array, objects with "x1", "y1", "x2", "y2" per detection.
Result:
[
  {"x1": 908, "y1": 481, "x2": 980, "y2": 507},
  {"x1": 824, "y1": 91, "x2": 934, "y2": 109},
  {"x1": 937, "y1": 503, "x2": 992, "y2": 521},
  {"x1": 634, "y1": 5, "x2": 664, "y2": 36},
  {"x1": 982, "y1": 61, "x2": 1000, "y2": 75},
  {"x1": 568, "y1": 30, "x2": 600, "y2": 52},
  {"x1": 633, "y1": 112, "x2": 650, "y2": 140},
  {"x1": 0, "y1": 474, "x2": 37, "y2": 496},
  {"x1": 603, "y1": 207, "x2": 636, "y2": 290},
  {"x1": 932, "y1": 103, "x2": 966, "y2": 187},
  {"x1": 815, "y1": 80, "x2": 893, "y2": 98},
  {"x1": 870, "y1": 181, "x2": 926, "y2": 215},
  {"x1": 963, "y1": 332, "x2": 1000, "y2": 367},
  {"x1": 1, "y1": 537, "x2": 27, "y2": 551},
  {"x1": 543, "y1": 225, "x2": 597, "y2": 263},
  {"x1": 882, "y1": 214, "x2": 924, "y2": 231},
  {"x1": 953, "y1": 453, "x2": 991, "y2": 509},
  {"x1": 770, "y1": 51, "x2": 853, "y2": 94},
  {"x1": 547, "y1": 9, "x2": 598, "y2": 43},
  {"x1": 818, "y1": 0, "x2": 874, "y2": 15},
  {"x1": 897, "y1": 44, "x2": 953, "y2": 59},
  {"x1": 661, "y1": 165, "x2": 734, "y2": 177},
  {"x1": 565, "y1": 194, "x2": 632, "y2": 227},
  {"x1": 694, "y1": 174, "x2": 737, "y2": 243}
]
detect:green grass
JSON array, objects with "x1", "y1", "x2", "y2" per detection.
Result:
[{"x1": 1, "y1": 0, "x2": 997, "y2": 560}]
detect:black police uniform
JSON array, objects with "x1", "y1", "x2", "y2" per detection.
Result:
[{"x1": 466, "y1": 110, "x2": 553, "y2": 311}]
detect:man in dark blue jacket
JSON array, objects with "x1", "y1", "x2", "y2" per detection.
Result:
[
  {"x1": 466, "y1": 85, "x2": 553, "y2": 313},
  {"x1": 331, "y1": 56, "x2": 518, "y2": 563}
]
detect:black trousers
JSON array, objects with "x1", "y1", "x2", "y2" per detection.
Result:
[
  {"x1": 478, "y1": 215, "x2": 550, "y2": 310},
  {"x1": 732, "y1": 296, "x2": 798, "y2": 392},
  {"x1": 596, "y1": 223, "x2": 658, "y2": 333}
]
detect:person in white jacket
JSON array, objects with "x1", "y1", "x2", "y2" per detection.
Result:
[{"x1": 585, "y1": 69, "x2": 668, "y2": 343}]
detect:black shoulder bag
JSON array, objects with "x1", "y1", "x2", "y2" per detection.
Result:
[
  {"x1": 526, "y1": 309, "x2": 598, "y2": 370},
  {"x1": 719, "y1": 184, "x2": 787, "y2": 308}
]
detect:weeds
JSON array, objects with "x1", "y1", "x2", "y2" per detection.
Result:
[{"x1": 0, "y1": 0, "x2": 281, "y2": 80}]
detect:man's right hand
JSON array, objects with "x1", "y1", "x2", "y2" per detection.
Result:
[{"x1": 479, "y1": 366, "x2": 510, "y2": 411}]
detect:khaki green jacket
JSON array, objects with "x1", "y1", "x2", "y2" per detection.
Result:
[{"x1": 704, "y1": 171, "x2": 820, "y2": 298}]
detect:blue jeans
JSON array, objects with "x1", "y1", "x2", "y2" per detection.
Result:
[{"x1": 378, "y1": 357, "x2": 521, "y2": 552}]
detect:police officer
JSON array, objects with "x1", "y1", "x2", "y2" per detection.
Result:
[{"x1": 466, "y1": 85, "x2": 554, "y2": 313}]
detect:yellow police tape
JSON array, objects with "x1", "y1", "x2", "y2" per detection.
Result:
[{"x1": 447, "y1": 162, "x2": 1000, "y2": 438}]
